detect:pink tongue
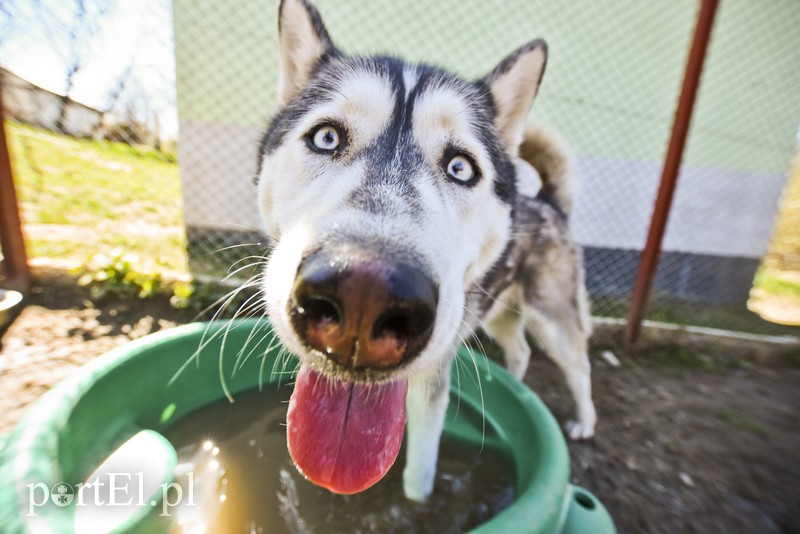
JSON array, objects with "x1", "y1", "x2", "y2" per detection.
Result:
[{"x1": 286, "y1": 365, "x2": 408, "y2": 494}]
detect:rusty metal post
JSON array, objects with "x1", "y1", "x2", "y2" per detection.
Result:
[
  {"x1": 624, "y1": 0, "x2": 720, "y2": 349},
  {"x1": 0, "y1": 81, "x2": 31, "y2": 292}
]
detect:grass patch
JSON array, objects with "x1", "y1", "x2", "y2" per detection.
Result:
[
  {"x1": 6, "y1": 121, "x2": 187, "y2": 272},
  {"x1": 75, "y1": 250, "x2": 165, "y2": 301},
  {"x1": 590, "y1": 292, "x2": 798, "y2": 336},
  {"x1": 753, "y1": 268, "x2": 800, "y2": 299}
]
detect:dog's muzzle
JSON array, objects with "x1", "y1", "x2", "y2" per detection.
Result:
[{"x1": 290, "y1": 249, "x2": 438, "y2": 370}]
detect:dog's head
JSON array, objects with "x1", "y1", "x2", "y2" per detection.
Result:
[{"x1": 256, "y1": 0, "x2": 546, "y2": 494}]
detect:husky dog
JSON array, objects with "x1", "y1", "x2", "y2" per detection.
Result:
[{"x1": 256, "y1": 0, "x2": 596, "y2": 501}]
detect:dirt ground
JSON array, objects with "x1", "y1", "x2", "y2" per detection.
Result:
[{"x1": 1, "y1": 269, "x2": 799, "y2": 534}]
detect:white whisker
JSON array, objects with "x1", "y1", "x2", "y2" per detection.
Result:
[{"x1": 232, "y1": 313, "x2": 273, "y2": 377}]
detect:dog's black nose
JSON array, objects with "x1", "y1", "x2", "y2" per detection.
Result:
[{"x1": 290, "y1": 250, "x2": 438, "y2": 369}]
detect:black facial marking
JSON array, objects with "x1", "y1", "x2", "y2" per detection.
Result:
[
  {"x1": 342, "y1": 58, "x2": 429, "y2": 217},
  {"x1": 256, "y1": 52, "x2": 519, "y2": 214},
  {"x1": 255, "y1": 52, "x2": 344, "y2": 182}
]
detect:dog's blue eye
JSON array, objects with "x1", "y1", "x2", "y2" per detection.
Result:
[
  {"x1": 311, "y1": 125, "x2": 340, "y2": 151},
  {"x1": 446, "y1": 155, "x2": 475, "y2": 183}
]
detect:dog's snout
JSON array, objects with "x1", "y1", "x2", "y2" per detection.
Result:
[{"x1": 291, "y1": 251, "x2": 438, "y2": 369}]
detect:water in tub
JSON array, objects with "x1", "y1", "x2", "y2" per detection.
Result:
[{"x1": 152, "y1": 386, "x2": 516, "y2": 533}]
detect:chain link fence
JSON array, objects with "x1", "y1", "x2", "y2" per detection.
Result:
[
  {"x1": 0, "y1": 0, "x2": 183, "y2": 275},
  {"x1": 3, "y1": 0, "x2": 799, "y2": 335}
]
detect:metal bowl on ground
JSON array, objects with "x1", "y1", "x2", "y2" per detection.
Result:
[{"x1": 0, "y1": 288, "x2": 23, "y2": 330}]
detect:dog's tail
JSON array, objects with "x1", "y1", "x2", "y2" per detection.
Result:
[{"x1": 518, "y1": 124, "x2": 575, "y2": 218}]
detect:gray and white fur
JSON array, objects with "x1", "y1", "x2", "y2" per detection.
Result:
[{"x1": 256, "y1": 0, "x2": 596, "y2": 502}]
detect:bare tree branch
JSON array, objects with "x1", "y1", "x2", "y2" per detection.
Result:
[{"x1": 55, "y1": 0, "x2": 118, "y2": 132}]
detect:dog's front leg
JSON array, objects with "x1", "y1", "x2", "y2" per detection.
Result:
[{"x1": 402, "y1": 357, "x2": 453, "y2": 502}]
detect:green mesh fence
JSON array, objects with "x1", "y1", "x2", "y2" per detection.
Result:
[{"x1": 3, "y1": 0, "x2": 799, "y2": 334}]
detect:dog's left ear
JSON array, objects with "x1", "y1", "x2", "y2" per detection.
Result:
[
  {"x1": 277, "y1": 0, "x2": 335, "y2": 105},
  {"x1": 482, "y1": 39, "x2": 548, "y2": 151}
]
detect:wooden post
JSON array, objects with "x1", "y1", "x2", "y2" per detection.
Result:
[
  {"x1": 624, "y1": 0, "x2": 720, "y2": 349},
  {"x1": 0, "y1": 81, "x2": 31, "y2": 292}
]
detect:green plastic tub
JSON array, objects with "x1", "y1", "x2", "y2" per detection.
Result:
[{"x1": 0, "y1": 319, "x2": 614, "y2": 533}]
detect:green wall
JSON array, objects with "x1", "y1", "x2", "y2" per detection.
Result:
[{"x1": 173, "y1": 0, "x2": 800, "y2": 175}]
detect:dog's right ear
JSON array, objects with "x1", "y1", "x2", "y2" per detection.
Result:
[{"x1": 277, "y1": 0, "x2": 334, "y2": 105}]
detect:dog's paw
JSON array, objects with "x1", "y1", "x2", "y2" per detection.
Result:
[
  {"x1": 402, "y1": 466, "x2": 435, "y2": 503},
  {"x1": 402, "y1": 482, "x2": 433, "y2": 504},
  {"x1": 565, "y1": 420, "x2": 595, "y2": 441}
]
